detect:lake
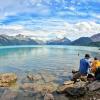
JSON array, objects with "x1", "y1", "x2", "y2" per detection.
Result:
[
  {"x1": 0, "y1": 46, "x2": 100, "y2": 72},
  {"x1": 0, "y1": 45, "x2": 100, "y2": 78},
  {"x1": 0, "y1": 45, "x2": 99, "y2": 82}
]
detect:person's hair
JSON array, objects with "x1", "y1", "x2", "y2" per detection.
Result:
[
  {"x1": 94, "y1": 57, "x2": 98, "y2": 60},
  {"x1": 85, "y1": 54, "x2": 90, "y2": 58}
]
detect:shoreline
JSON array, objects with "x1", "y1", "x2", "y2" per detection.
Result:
[{"x1": 0, "y1": 72, "x2": 100, "y2": 100}]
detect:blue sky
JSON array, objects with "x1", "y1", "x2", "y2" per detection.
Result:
[{"x1": 0, "y1": 0, "x2": 100, "y2": 40}]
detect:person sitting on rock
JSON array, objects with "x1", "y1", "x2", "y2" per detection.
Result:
[
  {"x1": 91, "y1": 57, "x2": 100, "y2": 80},
  {"x1": 91, "y1": 57, "x2": 100, "y2": 74},
  {"x1": 79, "y1": 54, "x2": 91, "y2": 75},
  {"x1": 72, "y1": 54, "x2": 91, "y2": 83}
]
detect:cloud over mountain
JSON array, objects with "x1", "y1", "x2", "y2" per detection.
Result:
[{"x1": 0, "y1": 21, "x2": 100, "y2": 40}]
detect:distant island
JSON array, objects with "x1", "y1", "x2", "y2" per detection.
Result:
[{"x1": 0, "y1": 33, "x2": 100, "y2": 47}]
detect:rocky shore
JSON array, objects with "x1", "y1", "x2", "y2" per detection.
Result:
[{"x1": 0, "y1": 73, "x2": 100, "y2": 100}]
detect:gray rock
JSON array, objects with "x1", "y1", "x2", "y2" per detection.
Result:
[
  {"x1": 65, "y1": 87, "x2": 86, "y2": 97},
  {"x1": 0, "y1": 89, "x2": 18, "y2": 100},
  {"x1": 56, "y1": 84, "x2": 74, "y2": 94},
  {"x1": 44, "y1": 93, "x2": 54, "y2": 100},
  {"x1": 87, "y1": 81, "x2": 100, "y2": 91},
  {"x1": 27, "y1": 74, "x2": 42, "y2": 81},
  {"x1": 0, "y1": 73, "x2": 17, "y2": 87},
  {"x1": 20, "y1": 83, "x2": 35, "y2": 91}
]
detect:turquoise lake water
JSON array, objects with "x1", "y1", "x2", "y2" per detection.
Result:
[{"x1": 0, "y1": 45, "x2": 100, "y2": 77}]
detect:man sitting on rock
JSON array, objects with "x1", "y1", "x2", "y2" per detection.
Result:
[
  {"x1": 79, "y1": 54, "x2": 91, "y2": 75},
  {"x1": 72, "y1": 54, "x2": 91, "y2": 82}
]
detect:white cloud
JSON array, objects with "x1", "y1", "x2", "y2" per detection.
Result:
[
  {"x1": 0, "y1": 25, "x2": 24, "y2": 30},
  {"x1": 91, "y1": 13, "x2": 100, "y2": 19},
  {"x1": 68, "y1": 7, "x2": 76, "y2": 11},
  {"x1": 29, "y1": 0, "x2": 39, "y2": 4},
  {"x1": 0, "y1": 0, "x2": 52, "y2": 19},
  {"x1": 0, "y1": 20, "x2": 100, "y2": 40},
  {"x1": 0, "y1": 0, "x2": 99, "y2": 22}
]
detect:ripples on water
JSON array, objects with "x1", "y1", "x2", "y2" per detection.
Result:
[
  {"x1": 0, "y1": 46, "x2": 99, "y2": 80},
  {"x1": 0, "y1": 45, "x2": 100, "y2": 74}
]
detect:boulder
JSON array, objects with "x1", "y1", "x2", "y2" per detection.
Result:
[
  {"x1": 63, "y1": 80, "x2": 74, "y2": 85},
  {"x1": 0, "y1": 89, "x2": 18, "y2": 100},
  {"x1": 0, "y1": 87, "x2": 7, "y2": 97},
  {"x1": 32, "y1": 82, "x2": 58, "y2": 94},
  {"x1": 27, "y1": 74, "x2": 34, "y2": 81},
  {"x1": 80, "y1": 76, "x2": 87, "y2": 82},
  {"x1": 0, "y1": 82, "x2": 9, "y2": 87},
  {"x1": 20, "y1": 83, "x2": 35, "y2": 91},
  {"x1": 0, "y1": 73, "x2": 17, "y2": 87},
  {"x1": 72, "y1": 72, "x2": 81, "y2": 83},
  {"x1": 39, "y1": 72, "x2": 56, "y2": 83},
  {"x1": 87, "y1": 81, "x2": 100, "y2": 91},
  {"x1": 20, "y1": 83, "x2": 38, "y2": 97},
  {"x1": 56, "y1": 84, "x2": 74, "y2": 94},
  {"x1": 65, "y1": 87, "x2": 86, "y2": 97},
  {"x1": 74, "y1": 81, "x2": 87, "y2": 88},
  {"x1": 20, "y1": 82, "x2": 58, "y2": 97},
  {"x1": 27, "y1": 74, "x2": 42, "y2": 81},
  {"x1": 57, "y1": 80, "x2": 87, "y2": 95},
  {"x1": 44, "y1": 93, "x2": 54, "y2": 100}
]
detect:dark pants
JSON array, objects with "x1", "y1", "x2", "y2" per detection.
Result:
[{"x1": 95, "y1": 67, "x2": 100, "y2": 80}]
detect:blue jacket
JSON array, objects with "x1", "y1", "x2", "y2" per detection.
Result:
[{"x1": 79, "y1": 58, "x2": 90, "y2": 75}]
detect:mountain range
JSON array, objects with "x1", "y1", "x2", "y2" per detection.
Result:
[
  {"x1": 91, "y1": 33, "x2": 100, "y2": 42},
  {"x1": 89, "y1": 33, "x2": 100, "y2": 47},
  {"x1": 71, "y1": 37, "x2": 93, "y2": 46},
  {"x1": 71, "y1": 33, "x2": 100, "y2": 46},
  {"x1": 0, "y1": 34, "x2": 38, "y2": 45},
  {"x1": 0, "y1": 33, "x2": 100, "y2": 47},
  {"x1": 47, "y1": 37, "x2": 71, "y2": 45}
]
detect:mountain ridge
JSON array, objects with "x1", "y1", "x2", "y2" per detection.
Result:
[
  {"x1": 91, "y1": 33, "x2": 100, "y2": 42},
  {"x1": 0, "y1": 33, "x2": 100, "y2": 47},
  {"x1": 0, "y1": 34, "x2": 38, "y2": 45},
  {"x1": 71, "y1": 37, "x2": 93, "y2": 46},
  {"x1": 47, "y1": 37, "x2": 71, "y2": 45}
]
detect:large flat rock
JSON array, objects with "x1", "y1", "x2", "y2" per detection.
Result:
[{"x1": 0, "y1": 73, "x2": 17, "y2": 87}]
